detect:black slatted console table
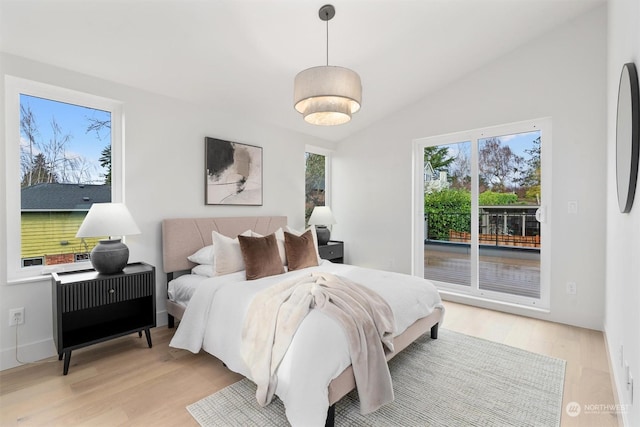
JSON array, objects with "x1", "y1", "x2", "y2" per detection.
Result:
[{"x1": 51, "y1": 262, "x2": 156, "y2": 375}]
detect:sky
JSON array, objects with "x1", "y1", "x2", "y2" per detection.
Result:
[
  {"x1": 20, "y1": 94, "x2": 111, "y2": 185},
  {"x1": 490, "y1": 131, "x2": 540, "y2": 159},
  {"x1": 438, "y1": 130, "x2": 540, "y2": 165},
  {"x1": 429, "y1": 130, "x2": 541, "y2": 192},
  {"x1": 442, "y1": 130, "x2": 540, "y2": 160}
]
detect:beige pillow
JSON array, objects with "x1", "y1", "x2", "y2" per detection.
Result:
[
  {"x1": 284, "y1": 230, "x2": 319, "y2": 271},
  {"x1": 238, "y1": 233, "x2": 285, "y2": 280},
  {"x1": 284, "y1": 225, "x2": 321, "y2": 264},
  {"x1": 212, "y1": 230, "x2": 251, "y2": 276}
]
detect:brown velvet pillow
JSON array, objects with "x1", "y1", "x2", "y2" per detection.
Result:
[
  {"x1": 284, "y1": 230, "x2": 319, "y2": 271},
  {"x1": 238, "y1": 233, "x2": 285, "y2": 280}
]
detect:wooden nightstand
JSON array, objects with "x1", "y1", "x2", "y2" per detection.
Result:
[
  {"x1": 318, "y1": 240, "x2": 344, "y2": 263},
  {"x1": 51, "y1": 262, "x2": 156, "y2": 375}
]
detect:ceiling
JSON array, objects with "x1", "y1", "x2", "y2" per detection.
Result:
[{"x1": 0, "y1": 0, "x2": 603, "y2": 142}]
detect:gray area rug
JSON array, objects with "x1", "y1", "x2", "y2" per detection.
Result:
[{"x1": 187, "y1": 329, "x2": 565, "y2": 426}]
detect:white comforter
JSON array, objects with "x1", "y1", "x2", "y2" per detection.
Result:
[{"x1": 170, "y1": 261, "x2": 444, "y2": 426}]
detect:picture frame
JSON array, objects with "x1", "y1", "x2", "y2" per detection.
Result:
[{"x1": 205, "y1": 137, "x2": 263, "y2": 205}]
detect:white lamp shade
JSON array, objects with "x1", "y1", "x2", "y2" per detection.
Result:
[
  {"x1": 308, "y1": 206, "x2": 337, "y2": 226},
  {"x1": 76, "y1": 203, "x2": 141, "y2": 238},
  {"x1": 294, "y1": 66, "x2": 362, "y2": 126}
]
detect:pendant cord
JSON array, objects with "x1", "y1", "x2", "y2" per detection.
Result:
[{"x1": 325, "y1": 14, "x2": 329, "y2": 66}]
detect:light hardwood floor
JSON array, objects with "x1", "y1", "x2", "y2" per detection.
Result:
[{"x1": 0, "y1": 301, "x2": 620, "y2": 426}]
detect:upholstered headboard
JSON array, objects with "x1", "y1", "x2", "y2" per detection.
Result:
[{"x1": 161, "y1": 216, "x2": 287, "y2": 274}]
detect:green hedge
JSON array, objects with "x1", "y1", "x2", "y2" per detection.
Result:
[
  {"x1": 424, "y1": 189, "x2": 471, "y2": 240},
  {"x1": 478, "y1": 191, "x2": 517, "y2": 206},
  {"x1": 424, "y1": 190, "x2": 517, "y2": 240}
]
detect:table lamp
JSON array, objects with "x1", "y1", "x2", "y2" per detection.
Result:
[
  {"x1": 308, "y1": 206, "x2": 336, "y2": 246},
  {"x1": 76, "y1": 202, "x2": 141, "y2": 274}
]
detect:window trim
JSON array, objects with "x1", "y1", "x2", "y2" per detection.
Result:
[{"x1": 4, "y1": 76, "x2": 124, "y2": 282}]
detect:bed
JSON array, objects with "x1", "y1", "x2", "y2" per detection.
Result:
[{"x1": 161, "y1": 216, "x2": 444, "y2": 426}]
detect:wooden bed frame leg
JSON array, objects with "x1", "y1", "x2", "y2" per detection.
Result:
[
  {"x1": 325, "y1": 404, "x2": 335, "y2": 427},
  {"x1": 430, "y1": 322, "x2": 439, "y2": 339}
]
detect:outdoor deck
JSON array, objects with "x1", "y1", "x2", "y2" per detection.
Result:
[{"x1": 425, "y1": 245, "x2": 540, "y2": 298}]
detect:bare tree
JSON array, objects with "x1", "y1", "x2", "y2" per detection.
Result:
[
  {"x1": 86, "y1": 117, "x2": 111, "y2": 140},
  {"x1": 479, "y1": 138, "x2": 524, "y2": 192},
  {"x1": 520, "y1": 136, "x2": 541, "y2": 201},
  {"x1": 67, "y1": 156, "x2": 97, "y2": 184},
  {"x1": 448, "y1": 145, "x2": 472, "y2": 190},
  {"x1": 19, "y1": 108, "x2": 100, "y2": 186},
  {"x1": 40, "y1": 117, "x2": 75, "y2": 183},
  {"x1": 87, "y1": 116, "x2": 112, "y2": 185},
  {"x1": 20, "y1": 104, "x2": 39, "y2": 187}
]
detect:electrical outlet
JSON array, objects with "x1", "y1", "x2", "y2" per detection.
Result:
[
  {"x1": 568, "y1": 200, "x2": 579, "y2": 214},
  {"x1": 566, "y1": 282, "x2": 577, "y2": 295},
  {"x1": 9, "y1": 307, "x2": 25, "y2": 326},
  {"x1": 626, "y1": 362, "x2": 631, "y2": 389}
]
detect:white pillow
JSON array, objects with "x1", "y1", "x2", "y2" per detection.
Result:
[
  {"x1": 250, "y1": 228, "x2": 287, "y2": 266},
  {"x1": 212, "y1": 230, "x2": 252, "y2": 276},
  {"x1": 284, "y1": 225, "x2": 321, "y2": 263},
  {"x1": 191, "y1": 264, "x2": 215, "y2": 277},
  {"x1": 187, "y1": 244, "x2": 215, "y2": 265}
]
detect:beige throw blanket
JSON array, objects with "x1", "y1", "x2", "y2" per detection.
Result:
[{"x1": 241, "y1": 272, "x2": 396, "y2": 415}]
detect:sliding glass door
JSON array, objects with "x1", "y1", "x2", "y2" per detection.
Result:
[
  {"x1": 413, "y1": 119, "x2": 550, "y2": 308},
  {"x1": 422, "y1": 140, "x2": 472, "y2": 288}
]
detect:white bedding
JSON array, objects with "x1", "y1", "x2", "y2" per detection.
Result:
[
  {"x1": 170, "y1": 260, "x2": 444, "y2": 426},
  {"x1": 167, "y1": 273, "x2": 208, "y2": 307}
]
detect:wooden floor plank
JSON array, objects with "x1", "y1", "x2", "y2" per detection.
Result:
[{"x1": 0, "y1": 301, "x2": 620, "y2": 426}]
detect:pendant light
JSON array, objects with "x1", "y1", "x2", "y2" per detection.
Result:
[{"x1": 294, "y1": 4, "x2": 362, "y2": 126}]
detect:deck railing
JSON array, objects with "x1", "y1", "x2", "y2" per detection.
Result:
[{"x1": 425, "y1": 211, "x2": 540, "y2": 248}]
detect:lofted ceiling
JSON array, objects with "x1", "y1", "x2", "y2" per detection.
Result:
[{"x1": 0, "y1": 0, "x2": 603, "y2": 142}]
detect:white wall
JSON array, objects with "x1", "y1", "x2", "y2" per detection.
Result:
[
  {"x1": 1, "y1": 9, "x2": 635, "y2": 425},
  {"x1": 605, "y1": 0, "x2": 640, "y2": 425},
  {"x1": 333, "y1": 7, "x2": 607, "y2": 330},
  {"x1": 0, "y1": 53, "x2": 334, "y2": 370}
]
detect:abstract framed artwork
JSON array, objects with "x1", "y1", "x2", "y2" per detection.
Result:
[{"x1": 205, "y1": 137, "x2": 263, "y2": 205}]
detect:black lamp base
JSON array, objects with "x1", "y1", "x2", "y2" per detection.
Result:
[
  {"x1": 315, "y1": 226, "x2": 330, "y2": 246},
  {"x1": 90, "y1": 239, "x2": 129, "y2": 274}
]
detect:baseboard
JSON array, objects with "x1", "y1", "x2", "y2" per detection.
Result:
[
  {"x1": 156, "y1": 309, "x2": 168, "y2": 327},
  {"x1": 1, "y1": 310, "x2": 169, "y2": 372},
  {"x1": 440, "y1": 291, "x2": 550, "y2": 315},
  {"x1": 603, "y1": 329, "x2": 629, "y2": 426},
  {"x1": 0, "y1": 335, "x2": 56, "y2": 371}
]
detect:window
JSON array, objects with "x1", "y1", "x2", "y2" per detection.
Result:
[
  {"x1": 305, "y1": 146, "x2": 332, "y2": 225},
  {"x1": 5, "y1": 77, "x2": 123, "y2": 281},
  {"x1": 413, "y1": 118, "x2": 551, "y2": 308}
]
